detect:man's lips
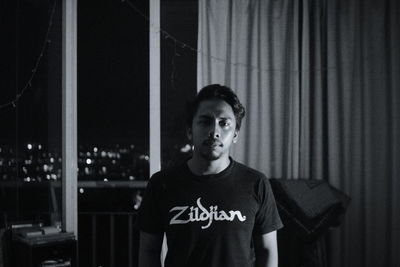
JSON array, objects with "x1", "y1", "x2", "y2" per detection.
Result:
[{"x1": 203, "y1": 139, "x2": 222, "y2": 147}]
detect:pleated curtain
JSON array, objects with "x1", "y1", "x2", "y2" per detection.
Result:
[{"x1": 197, "y1": 0, "x2": 400, "y2": 266}]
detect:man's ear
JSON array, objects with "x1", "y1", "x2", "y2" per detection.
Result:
[
  {"x1": 233, "y1": 131, "x2": 239, "y2": 143},
  {"x1": 187, "y1": 128, "x2": 193, "y2": 141}
]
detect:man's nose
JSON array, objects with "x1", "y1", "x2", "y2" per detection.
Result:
[{"x1": 208, "y1": 122, "x2": 220, "y2": 139}]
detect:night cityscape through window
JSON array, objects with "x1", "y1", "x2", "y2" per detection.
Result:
[{"x1": 0, "y1": 0, "x2": 197, "y2": 265}]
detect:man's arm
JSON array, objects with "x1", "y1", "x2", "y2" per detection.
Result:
[
  {"x1": 253, "y1": 230, "x2": 279, "y2": 267},
  {"x1": 138, "y1": 231, "x2": 163, "y2": 267}
]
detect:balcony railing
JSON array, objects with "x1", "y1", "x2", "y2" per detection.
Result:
[
  {"x1": 0, "y1": 180, "x2": 147, "y2": 267},
  {"x1": 79, "y1": 211, "x2": 140, "y2": 267}
]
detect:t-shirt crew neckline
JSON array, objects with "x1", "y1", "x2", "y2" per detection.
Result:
[{"x1": 184, "y1": 157, "x2": 235, "y2": 182}]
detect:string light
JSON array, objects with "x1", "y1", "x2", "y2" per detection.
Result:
[
  {"x1": 170, "y1": 39, "x2": 179, "y2": 90},
  {"x1": 0, "y1": 0, "x2": 57, "y2": 110},
  {"x1": 123, "y1": 0, "x2": 339, "y2": 75},
  {"x1": 0, "y1": 0, "x2": 343, "y2": 112}
]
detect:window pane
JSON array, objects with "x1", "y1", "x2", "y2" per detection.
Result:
[
  {"x1": 77, "y1": 0, "x2": 149, "y2": 266},
  {"x1": 78, "y1": 0, "x2": 149, "y2": 182},
  {"x1": 0, "y1": 0, "x2": 63, "y2": 227},
  {"x1": 160, "y1": 0, "x2": 198, "y2": 170}
]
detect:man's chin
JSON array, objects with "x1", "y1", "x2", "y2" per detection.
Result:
[{"x1": 200, "y1": 151, "x2": 221, "y2": 161}]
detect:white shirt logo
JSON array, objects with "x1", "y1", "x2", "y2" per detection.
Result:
[{"x1": 169, "y1": 197, "x2": 247, "y2": 229}]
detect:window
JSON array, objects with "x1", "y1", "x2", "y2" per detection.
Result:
[
  {"x1": 0, "y1": 0, "x2": 63, "y2": 227},
  {"x1": 0, "y1": 0, "x2": 198, "y2": 266},
  {"x1": 77, "y1": 0, "x2": 149, "y2": 266},
  {"x1": 160, "y1": 0, "x2": 198, "y2": 169}
]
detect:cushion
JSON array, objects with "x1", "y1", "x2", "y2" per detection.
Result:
[{"x1": 270, "y1": 178, "x2": 350, "y2": 240}]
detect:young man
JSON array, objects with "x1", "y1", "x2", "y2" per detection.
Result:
[{"x1": 138, "y1": 84, "x2": 283, "y2": 267}]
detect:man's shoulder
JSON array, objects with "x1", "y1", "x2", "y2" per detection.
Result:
[
  {"x1": 150, "y1": 162, "x2": 187, "y2": 181},
  {"x1": 232, "y1": 160, "x2": 268, "y2": 180}
]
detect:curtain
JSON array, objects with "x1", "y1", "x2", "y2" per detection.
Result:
[{"x1": 197, "y1": 1, "x2": 400, "y2": 267}]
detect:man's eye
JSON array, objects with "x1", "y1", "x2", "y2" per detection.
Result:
[{"x1": 220, "y1": 121, "x2": 230, "y2": 127}]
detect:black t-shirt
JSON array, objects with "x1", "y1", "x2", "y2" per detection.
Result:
[{"x1": 138, "y1": 159, "x2": 283, "y2": 267}]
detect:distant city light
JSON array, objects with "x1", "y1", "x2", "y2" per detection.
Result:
[
  {"x1": 2, "y1": 143, "x2": 150, "y2": 182},
  {"x1": 139, "y1": 154, "x2": 149, "y2": 161}
]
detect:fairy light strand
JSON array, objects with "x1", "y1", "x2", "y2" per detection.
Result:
[
  {"x1": 123, "y1": 0, "x2": 339, "y2": 75},
  {"x1": 0, "y1": 0, "x2": 57, "y2": 110},
  {"x1": 170, "y1": 39, "x2": 179, "y2": 90},
  {"x1": 123, "y1": 0, "x2": 187, "y2": 90},
  {"x1": 0, "y1": 0, "x2": 345, "y2": 112}
]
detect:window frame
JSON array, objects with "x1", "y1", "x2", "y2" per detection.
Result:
[{"x1": 61, "y1": 0, "x2": 161, "y2": 237}]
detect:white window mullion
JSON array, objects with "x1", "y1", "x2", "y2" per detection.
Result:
[
  {"x1": 150, "y1": 0, "x2": 167, "y2": 264},
  {"x1": 149, "y1": 0, "x2": 161, "y2": 177},
  {"x1": 62, "y1": 0, "x2": 78, "y2": 236}
]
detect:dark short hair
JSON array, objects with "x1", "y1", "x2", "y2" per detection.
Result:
[{"x1": 186, "y1": 84, "x2": 246, "y2": 130}]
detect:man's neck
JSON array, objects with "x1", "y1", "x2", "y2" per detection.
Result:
[{"x1": 187, "y1": 154, "x2": 231, "y2": 176}]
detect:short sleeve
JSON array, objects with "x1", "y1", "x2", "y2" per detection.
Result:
[
  {"x1": 253, "y1": 176, "x2": 284, "y2": 235},
  {"x1": 137, "y1": 173, "x2": 165, "y2": 234}
]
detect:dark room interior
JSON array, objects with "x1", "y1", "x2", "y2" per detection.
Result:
[{"x1": 0, "y1": 0, "x2": 399, "y2": 267}]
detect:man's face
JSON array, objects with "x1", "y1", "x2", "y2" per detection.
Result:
[{"x1": 188, "y1": 99, "x2": 239, "y2": 161}]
